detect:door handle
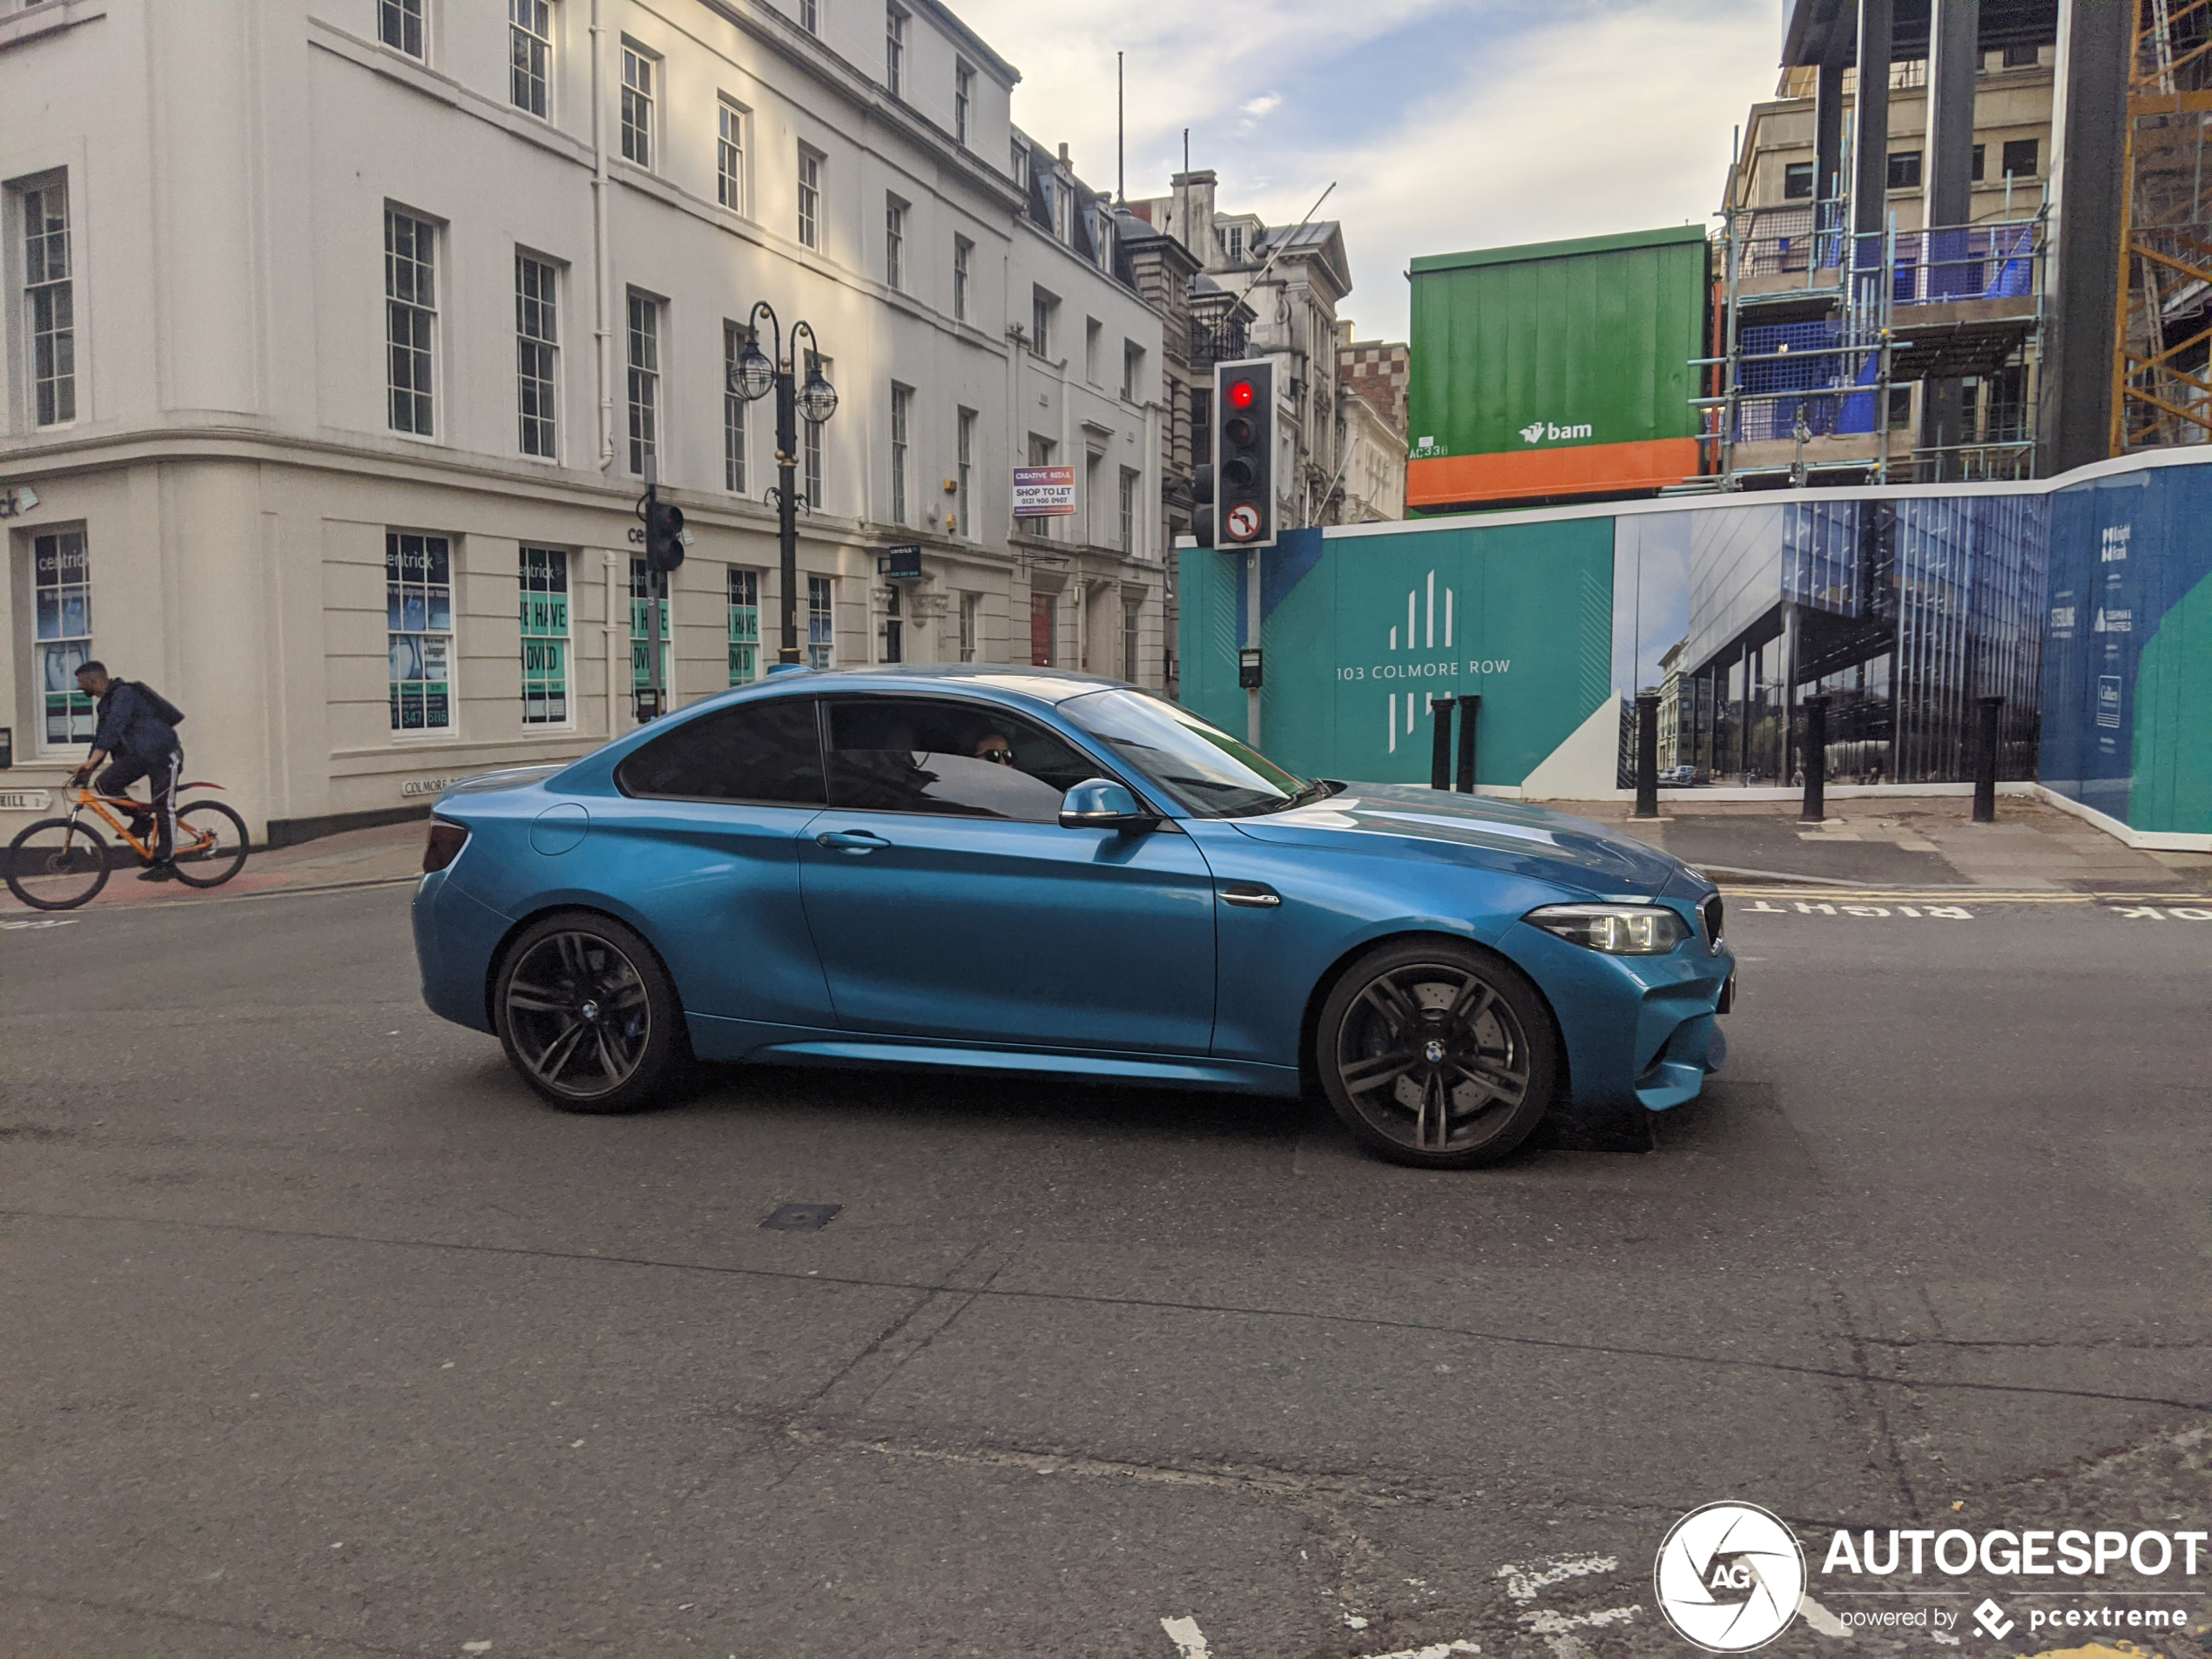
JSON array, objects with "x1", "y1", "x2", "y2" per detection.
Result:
[
  {"x1": 816, "y1": 829, "x2": 892, "y2": 854},
  {"x1": 1218, "y1": 881, "x2": 1281, "y2": 908}
]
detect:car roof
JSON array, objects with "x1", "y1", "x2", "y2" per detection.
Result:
[{"x1": 728, "y1": 664, "x2": 1128, "y2": 706}]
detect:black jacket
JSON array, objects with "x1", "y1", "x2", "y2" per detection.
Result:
[{"x1": 91, "y1": 680, "x2": 185, "y2": 760}]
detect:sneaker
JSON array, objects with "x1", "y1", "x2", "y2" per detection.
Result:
[{"x1": 138, "y1": 862, "x2": 177, "y2": 883}]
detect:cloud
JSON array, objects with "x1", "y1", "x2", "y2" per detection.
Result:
[{"x1": 951, "y1": 0, "x2": 1780, "y2": 340}]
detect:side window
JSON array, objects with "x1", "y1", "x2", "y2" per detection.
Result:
[
  {"x1": 616, "y1": 697, "x2": 826, "y2": 805},
  {"x1": 823, "y1": 698, "x2": 1099, "y2": 821}
]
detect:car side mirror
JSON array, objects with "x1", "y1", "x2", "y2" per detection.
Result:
[{"x1": 1058, "y1": 778, "x2": 1154, "y2": 831}]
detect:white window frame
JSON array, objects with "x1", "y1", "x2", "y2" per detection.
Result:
[
  {"x1": 30, "y1": 525, "x2": 92, "y2": 752},
  {"x1": 509, "y1": 0, "x2": 552, "y2": 118},
  {"x1": 955, "y1": 406, "x2": 974, "y2": 540},
  {"x1": 723, "y1": 320, "x2": 748, "y2": 493},
  {"x1": 519, "y1": 544, "x2": 571, "y2": 726},
  {"x1": 806, "y1": 572, "x2": 834, "y2": 668},
  {"x1": 516, "y1": 251, "x2": 560, "y2": 460},
  {"x1": 885, "y1": 3, "x2": 907, "y2": 98},
  {"x1": 799, "y1": 0, "x2": 819, "y2": 34},
  {"x1": 1123, "y1": 599, "x2": 1141, "y2": 682},
  {"x1": 954, "y1": 62, "x2": 973, "y2": 146},
  {"x1": 952, "y1": 234, "x2": 971, "y2": 322},
  {"x1": 728, "y1": 566, "x2": 761, "y2": 685},
  {"x1": 380, "y1": 0, "x2": 425, "y2": 59},
  {"x1": 797, "y1": 145, "x2": 822, "y2": 250},
  {"x1": 885, "y1": 194, "x2": 906, "y2": 289},
  {"x1": 620, "y1": 42, "x2": 656, "y2": 170},
  {"x1": 1122, "y1": 340, "x2": 1143, "y2": 403},
  {"x1": 384, "y1": 206, "x2": 437, "y2": 438},
  {"x1": 1084, "y1": 317, "x2": 1101, "y2": 385},
  {"x1": 1119, "y1": 466, "x2": 1138, "y2": 553},
  {"x1": 957, "y1": 590, "x2": 979, "y2": 663},
  {"x1": 625, "y1": 288, "x2": 660, "y2": 476},
  {"x1": 889, "y1": 382, "x2": 911, "y2": 525},
  {"x1": 803, "y1": 354, "x2": 828, "y2": 506},
  {"x1": 1030, "y1": 287, "x2": 1052, "y2": 359},
  {"x1": 17, "y1": 174, "x2": 76, "y2": 428},
  {"x1": 388, "y1": 530, "x2": 456, "y2": 737},
  {"x1": 717, "y1": 98, "x2": 749, "y2": 213}
]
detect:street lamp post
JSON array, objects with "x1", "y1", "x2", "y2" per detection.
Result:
[{"x1": 730, "y1": 303, "x2": 838, "y2": 668}]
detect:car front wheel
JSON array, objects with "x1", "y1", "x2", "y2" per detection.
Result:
[
  {"x1": 493, "y1": 912, "x2": 687, "y2": 1114},
  {"x1": 1315, "y1": 939, "x2": 1558, "y2": 1169}
]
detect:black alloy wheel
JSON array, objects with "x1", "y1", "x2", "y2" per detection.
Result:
[
  {"x1": 493, "y1": 913, "x2": 686, "y2": 1113},
  {"x1": 1315, "y1": 939, "x2": 1558, "y2": 1169}
]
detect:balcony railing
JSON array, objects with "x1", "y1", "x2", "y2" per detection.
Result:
[{"x1": 1190, "y1": 313, "x2": 1249, "y2": 367}]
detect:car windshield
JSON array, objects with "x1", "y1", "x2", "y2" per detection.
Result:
[{"x1": 1062, "y1": 687, "x2": 1319, "y2": 818}]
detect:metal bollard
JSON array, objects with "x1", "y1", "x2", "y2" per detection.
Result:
[
  {"x1": 1799, "y1": 695, "x2": 1830, "y2": 824},
  {"x1": 1430, "y1": 696, "x2": 1456, "y2": 791},
  {"x1": 1973, "y1": 695, "x2": 2004, "y2": 822},
  {"x1": 1632, "y1": 692, "x2": 1661, "y2": 819},
  {"x1": 1455, "y1": 693, "x2": 1480, "y2": 793}
]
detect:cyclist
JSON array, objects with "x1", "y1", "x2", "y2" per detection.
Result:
[{"x1": 67, "y1": 660, "x2": 186, "y2": 881}]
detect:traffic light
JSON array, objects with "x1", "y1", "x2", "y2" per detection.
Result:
[
  {"x1": 1211, "y1": 360, "x2": 1276, "y2": 550},
  {"x1": 644, "y1": 494, "x2": 686, "y2": 574}
]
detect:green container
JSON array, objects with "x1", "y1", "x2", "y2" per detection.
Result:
[{"x1": 1406, "y1": 226, "x2": 1710, "y2": 509}]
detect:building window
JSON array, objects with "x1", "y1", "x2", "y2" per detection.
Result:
[
  {"x1": 798, "y1": 146, "x2": 821, "y2": 249},
  {"x1": 629, "y1": 556, "x2": 670, "y2": 691},
  {"x1": 958, "y1": 590, "x2": 979, "y2": 662},
  {"x1": 32, "y1": 529, "x2": 92, "y2": 747},
  {"x1": 509, "y1": 0, "x2": 551, "y2": 117},
  {"x1": 723, "y1": 320, "x2": 747, "y2": 492},
  {"x1": 1224, "y1": 223, "x2": 1244, "y2": 263},
  {"x1": 799, "y1": 0, "x2": 818, "y2": 32},
  {"x1": 380, "y1": 0, "x2": 424, "y2": 57},
  {"x1": 1119, "y1": 466, "x2": 1138, "y2": 552},
  {"x1": 1887, "y1": 150, "x2": 1922, "y2": 191},
  {"x1": 385, "y1": 207, "x2": 436, "y2": 436},
  {"x1": 956, "y1": 406, "x2": 974, "y2": 539},
  {"x1": 388, "y1": 532, "x2": 454, "y2": 732},
  {"x1": 1085, "y1": 451, "x2": 1103, "y2": 545},
  {"x1": 1972, "y1": 144, "x2": 1986, "y2": 182},
  {"x1": 2002, "y1": 42, "x2": 2040, "y2": 68},
  {"x1": 516, "y1": 252, "x2": 558, "y2": 459},
  {"x1": 885, "y1": 194, "x2": 906, "y2": 288},
  {"x1": 621, "y1": 44, "x2": 653, "y2": 168},
  {"x1": 519, "y1": 546, "x2": 569, "y2": 725},
  {"x1": 1783, "y1": 160, "x2": 1815, "y2": 200},
  {"x1": 717, "y1": 99, "x2": 747, "y2": 212},
  {"x1": 1084, "y1": 317, "x2": 1102, "y2": 384},
  {"x1": 728, "y1": 567, "x2": 759, "y2": 684},
  {"x1": 626, "y1": 291, "x2": 659, "y2": 475},
  {"x1": 2002, "y1": 138, "x2": 2040, "y2": 179},
  {"x1": 880, "y1": 583, "x2": 903, "y2": 664},
  {"x1": 1029, "y1": 591, "x2": 1054, "y2": 666},
  {"x1": 21, "y1": 179, "x2": 75, "y2": 428},
  {"x1": 954, "y1": 63, "x2": 973, "y2": 146},
  {"x1": 953, "y1": 235, "x2": 972, "y2": 320},
  {"x1": 889, "y1": 383, "x2": 911, "y2": 524},
  {"x1": 885, "y1": 4, "x2": 906, "y2": 98},
  {"x1": 1030, "y1": 287, "x2": 1052, "y2": 358},
  {"x1": 1191, "y1": 386, "x2": 1211, "y2": 465},
  {"x1": 807, "y1": 573, "x2": 833, "y2": 668},
  {"x1": 1010, "y1": 137, "x2": 1028, "y2": 189},
  {"x1": 1123, "y1": 600, "x2": 1141, "y2": 682},
  {"x1": 1122, "y1": 340, "x2": 1143, "y2": 401}
]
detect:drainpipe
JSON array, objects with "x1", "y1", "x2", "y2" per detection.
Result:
[
  {"x1": 604, "y1": 551, "x2": 621, "y2": 734},
  {"x1": 590, "y1": 0, "x2": 616, "y2": 471}
]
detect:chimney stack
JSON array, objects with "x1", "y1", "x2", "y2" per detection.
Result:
[{"x1": 1170, "y1": 169, "x2": 1217, "y2": 260}]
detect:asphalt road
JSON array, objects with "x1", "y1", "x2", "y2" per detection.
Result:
[{"x1": 3, "y1": 880, "x2": 2209, "y2": 1659}]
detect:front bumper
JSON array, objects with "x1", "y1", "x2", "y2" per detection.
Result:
[{"x1": 1507, "y1": 921, "x2": 1735, "y2": 1113}]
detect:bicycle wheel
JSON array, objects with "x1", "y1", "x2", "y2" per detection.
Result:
[
  {"x1": 171, "y1": 800, "x2": 251, "y2": 889},
  {"x1": 5, "y1": 817, "x2": 113, "y2": 910}
]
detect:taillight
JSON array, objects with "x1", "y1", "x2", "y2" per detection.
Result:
[{"x1": 422, "y1": 819, "x2": 469, "y2": 873}]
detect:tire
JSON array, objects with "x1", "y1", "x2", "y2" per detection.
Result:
[
  {"x1": 5, "y1": 817, "x2": 113, "y2": 911},
  {"x1": 1313, "y1": 937, "x2": 1559, "y2": 1170},
  {"x1": 492, "y1": 912, "x2": 687, "y2": 1114},
  {"x1": 169, "y1": 800, "x2": 251, "y2": 888}
]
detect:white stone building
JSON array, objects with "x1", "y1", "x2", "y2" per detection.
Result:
[{"x1": 0, "y1": 0, "x2": 1165, "y2": 843}]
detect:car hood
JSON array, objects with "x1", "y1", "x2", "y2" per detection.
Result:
[{"x1": 1224, "y1": 783, "x2": 1696, "y2": 897}]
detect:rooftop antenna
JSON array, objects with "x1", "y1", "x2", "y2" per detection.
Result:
[{"x1": 1116, "y1": 51, "x2": 1125, "y2": 205}]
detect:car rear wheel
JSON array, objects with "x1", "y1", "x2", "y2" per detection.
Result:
[
  {"x1": 493, "y1": 912, "x2": 686, "y2": 1114},
  {"x1": 1314, "y1": 938, "x2": 1558, "y2": 1169}
]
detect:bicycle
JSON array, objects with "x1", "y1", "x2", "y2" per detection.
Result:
[{"x1": 3, "y1": 782, "x2": 250, "y2": 911}]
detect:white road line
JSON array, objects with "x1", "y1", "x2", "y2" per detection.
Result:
[
  {"x1": 1160, "y1": 1615, "x2": 1211, "y2": 1658},
  {"x1": 1520, "y1": 1604, "x2": 1642, "y2": 1659},
  {"x1": 1354, "y1": 1642, "x2": 1481, "y2": 1659},
  {"x1": 1497, "y1": 1554, "x2": 1619, "y2": 1603}
]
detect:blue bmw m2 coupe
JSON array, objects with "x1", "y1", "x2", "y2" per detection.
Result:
[{"x1": 412, "y1": 666, "x2": 1734, "y2": 1168}]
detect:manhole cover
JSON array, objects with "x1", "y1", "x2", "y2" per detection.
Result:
[{"x1": 761, "y1": 1203, "x2": 841, "y2": 1231}]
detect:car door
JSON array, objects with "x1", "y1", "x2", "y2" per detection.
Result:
[
  {"x1": 602, "y1": 694, "x2": 837, "y2": 1032},
  {"x1": 795, "y1": 693, "x2": 1217, "y2": 1054}
]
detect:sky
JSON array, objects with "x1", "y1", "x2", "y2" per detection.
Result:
[{"x1": 952, "y1": 0, "x2": 1786, "y2": 342}]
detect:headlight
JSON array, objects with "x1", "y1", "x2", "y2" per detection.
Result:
[{"x1": 1525, "y1": 903, "x2": 1689, "y2": 955}]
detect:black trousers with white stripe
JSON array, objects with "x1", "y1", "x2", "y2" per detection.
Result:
[{"x1": 98, "y1": 751, "x2": 182, "y2": 863}]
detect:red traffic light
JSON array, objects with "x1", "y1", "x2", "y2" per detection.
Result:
[{"x1": 1224, "y1": 378, "x2": 1257, "y2": 410}]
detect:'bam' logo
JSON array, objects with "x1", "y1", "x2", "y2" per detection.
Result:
[{"x1": 1520, "y1": 419, "x2": 1594, "y2": 443}]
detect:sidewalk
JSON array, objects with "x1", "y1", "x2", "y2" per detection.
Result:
[
  {"x1": 1556, "y1": 793, "x2": 2212, "y2": 894},
  {"x1": 1, "y1": 817, "x2": 427, "y2": 915}
]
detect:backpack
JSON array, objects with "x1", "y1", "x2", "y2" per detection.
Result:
[{"x1": 135, "y1": 681, "x2": 186, "y2": 729}]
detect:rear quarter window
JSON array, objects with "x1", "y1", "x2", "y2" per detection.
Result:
[{"x1": 615, "y1": 698, "x2": 826, "y2": 804}]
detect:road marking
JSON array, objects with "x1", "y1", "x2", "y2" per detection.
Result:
[
  {"x1": 1738, "y1": 899, "x2": 1976, "y2": 920},
  {"x1": 1520, "y1": 1604, "x2": 1641, "y2": 1659},
  {"x1": 1498, "y1": 1554, "x2": 1618, "y2": 1602},
  {"x1": 1161, "y1": 1615, "x2": 1211, "y2": 1657},
  {"x1": 1355, "y1": 1643, "x2": 1482, "y2": 1659},
  {"x1": 0, "y1": 917, "x2": 78, "y2": 930},
  {"x1": 2114, "y1": 905, "x2": 2212, "y2": 921}
]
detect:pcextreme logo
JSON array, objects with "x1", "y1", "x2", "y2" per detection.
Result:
[
  {"x1": 1520, "y1": 419, "x2": 1594, "y2": 444},
  {"x1": 1655, "y1": 1503, "x2": 1807, "y2": 1652}
]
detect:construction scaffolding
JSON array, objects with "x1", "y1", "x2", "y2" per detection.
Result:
[
  {"x1": 1700, "y1": 188, "x2": 2049, "y2": 489},
  {"x1": 2114, "y1": 0, "x2": 2212, "y2": 451}
]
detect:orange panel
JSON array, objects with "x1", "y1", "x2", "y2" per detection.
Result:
[{"x1": 1406, "y1": 439, "x2": 1703, "y2": 509}]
